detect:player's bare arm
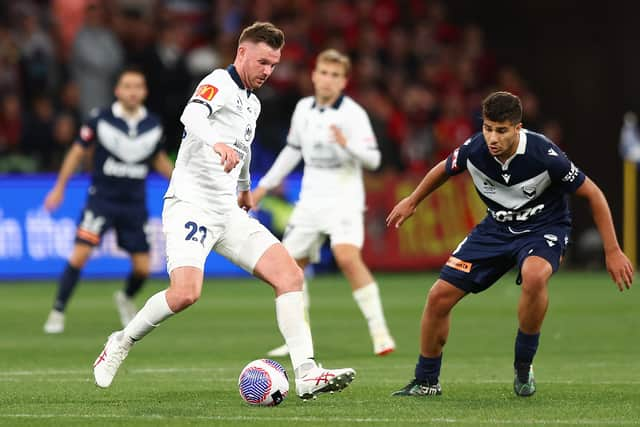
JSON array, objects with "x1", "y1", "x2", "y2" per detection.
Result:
[
  {"x1": 386, "y1": 160, "x2": 449, "y2": 228},
  {"x1": 44, "y1": 143, "x2": 86, "y2": 212},
  {"x1": 575, "y1": 177, "x2": 634, "y2": 290},
  {"x1": 152, "y1": 151, "x2": 174, "y2": 180},
  {"x1": 213, "y1": 143, "x2": 240, "y2": 173},
  {"x1": 250, "y1": 186, "x2": 268, "y2": 208}
]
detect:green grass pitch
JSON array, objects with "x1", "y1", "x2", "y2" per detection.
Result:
[{"x1": 0, "y1": 271, "x2": 638, "y2": 426}]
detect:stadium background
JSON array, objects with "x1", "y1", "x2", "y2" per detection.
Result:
[{"x1": 1, "y1": 0, "x2": 639, "y2": 278}]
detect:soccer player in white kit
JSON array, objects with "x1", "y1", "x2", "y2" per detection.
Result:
[
  {"x1": 93, "y1": 22, "x2": 355, "y2": 400},
  {"x1": 252, "y1": 49, "x2": 396, "y2": 357}
]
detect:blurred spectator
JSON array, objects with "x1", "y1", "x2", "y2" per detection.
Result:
[
  {"x1": 0, "y1": 0, "x2": 560, "y2": 177},
  {"x1": 21, "y1": 94, "x2": 56, "y2": 170},
  {"x1": 0, "y1": 93, "x2": 22, "y2": 155},
  {"x1": 49, "y1": 112, "x2": 78, "y2": 171},
  {"x1": 433, "y1": 91, "x2": 474, "y2": 160},
  {"x1": 15, "y1": 4, "x2": 58, "y2": 101},
  {"x1": 71, "y1": 0, "x2": 124, "y2": 119},
  {"x1": 138, "y1": 22, "x2": 191, "y2": 154},
  {"x1": 0, "y1": 24, "x2": 21, "y2": 95}
]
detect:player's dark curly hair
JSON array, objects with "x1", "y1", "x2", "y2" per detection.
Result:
[
  {"x1": 482, "y1": 91, "x2": 522, "y2": 124},
  {"x1": 239, "y1": 22, "x2": 285, "y2": 50}
]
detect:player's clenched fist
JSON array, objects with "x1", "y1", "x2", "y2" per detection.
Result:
[{"x1": 213, "y1": 143, "x2": 239, "y2": 173}]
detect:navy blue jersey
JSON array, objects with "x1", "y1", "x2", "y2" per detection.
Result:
[
  {"x1": 77, "y1": 103, "x2": 164, "y2": 203},
  {"x1": 445, "y1": 129, "x2": 585, "y2": 233}
]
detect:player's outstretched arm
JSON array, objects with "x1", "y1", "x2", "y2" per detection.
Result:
[
  {"x1": 386, "y1": 160, "x2": 449, "y2": 228},
  {"x1": 575, "y1": 177, "x2": 634, "y2": 291},
  {"x1": 152, "y1": 150, "x2": 174, "y2": 180},
  {"x1": 44, "y1": 143, "x2": 86, "y2": 211}
]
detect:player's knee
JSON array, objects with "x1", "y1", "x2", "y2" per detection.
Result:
[
  {"x1": 275, "y1": 263, "x2": 304, "y2": 293},
  {"x1": 426, "y1": 285, "x2": 453, "y2": 317},
  {"x1": 520, "y1": 267, "x2": 549, "y2": 294},
  {"x1": 170, "y1": 290, "x2": 200, "y2": 310}
]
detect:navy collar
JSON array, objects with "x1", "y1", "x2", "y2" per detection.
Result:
[
  {"x1": 311, "y1": 94, "x2": 344, "y2": 111},
  {"x1": 226, "y1": 64, "x2": 251, "y2": 97}
]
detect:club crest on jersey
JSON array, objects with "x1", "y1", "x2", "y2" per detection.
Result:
[
  {"x1": 522, "y1": 185, "x2": 536, "y2": 198},
  {"x1": 196, "y1": 84, "x2": 218, "y2": 101}
]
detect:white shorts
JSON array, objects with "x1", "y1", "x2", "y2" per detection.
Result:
[
  {"x1": 162, "y1": 198, "x2": 279, "y2": 274},
  {"x1": 283, "y1": 203, "x2": 364, "y2": 263}
]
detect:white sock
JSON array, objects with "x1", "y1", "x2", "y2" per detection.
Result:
[
  {"x1": 275, "y1": 291, "x2": 315, "y2": 375},
  {"x1": 353, "y1": 282, "x2": 389, "y2": 337},
  {"x1": 123, "y1": 290, "x2": 174, "y2": 342},
  {"x1": 302, "y1": 279, "x2": 310, "y2": 323}
]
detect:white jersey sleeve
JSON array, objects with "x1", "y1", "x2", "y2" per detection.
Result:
[
  {"x1": 343, "y1": 105, "x2": 380, "y2": 170},
  {"x1": 180, "y1": 71, "x2": 231, "y2": 147}
]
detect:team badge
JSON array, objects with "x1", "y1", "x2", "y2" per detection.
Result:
[{"x1": 196, "y1": 84, "x2": 218, "y2": 101}]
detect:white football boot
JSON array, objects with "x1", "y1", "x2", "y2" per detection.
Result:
[
  {"x1": 93, "y1": 331, "x2": 133, "y2": 388},
  {"x1": 266, "y1": 343, "x2": 289, "y2": 357},
  {"x1": 114, "y1": 290, "x2": 137, "y2": 327},
  {"x1": 373, "y1": 332, "x2": 396, "y2": 356},
  {"x1": 43, "y1": 310, "x2": 65, "y2": 334},
  {"x1": 295, "y1": 366, "x2": 356, "y2": 400}
]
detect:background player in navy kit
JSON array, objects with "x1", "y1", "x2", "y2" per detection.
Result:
[
  {"x1": 386, "y1": 91, "x2": 633, "y2": 397},
  {"x1": 43, "y1": 67, "x2": 173, "y2": 334}
]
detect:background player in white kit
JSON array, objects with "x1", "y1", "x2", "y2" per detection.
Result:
[
  {"x1": 92, "y1": 22, "x2": 355, "y2": 400},
  {"x1": 252, "y1": 49, "x2": 395, "y2": 357}
]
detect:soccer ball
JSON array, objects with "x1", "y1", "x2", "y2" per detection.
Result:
[{"x1": 238, "y1": 359, "x2": 289, "y2": 406}]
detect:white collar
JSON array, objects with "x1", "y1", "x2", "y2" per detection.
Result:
[
  {"x1": 494, "y1": 129, "x2": 527, "y2": 170},
  {"x1": 112, "y1": 102, "x2": 147, "y2": 122}
]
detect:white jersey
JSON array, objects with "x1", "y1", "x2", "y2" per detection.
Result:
[
  {"x1": 260, "y1": 95, "x2": 379, "y2": 211},
  {"x1": 165, "y1": 65, "x2": 260, "y2": 213}
]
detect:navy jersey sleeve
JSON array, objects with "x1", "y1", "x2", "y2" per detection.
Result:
[
  {"x1": 445, "y1": 136, "x2": 475, "y2": 176},
  {"x1": 546, "y1": 143, "x2": 586, "y2": 193},
  {"x1": 75, "y1": 113, "x2": 100, "y2": 148}
]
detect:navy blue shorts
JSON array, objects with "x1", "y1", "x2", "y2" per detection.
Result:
[
  {"x1": 75, "y1": 196, "x2": 149, "y2": 253},
  {"x1": 439, "y1": 221, "x2": 570, "y2": 294}
]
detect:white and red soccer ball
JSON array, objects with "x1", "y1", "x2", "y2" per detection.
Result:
[{"x1": 238, "y1": 359, "x2": 289, "y2": 406}]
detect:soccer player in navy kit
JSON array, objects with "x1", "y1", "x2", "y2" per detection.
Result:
[
  {"x1": 43, "y1": 67, "x2": 174, "y2": 334},
  {"x1": 387, "y1": 91, "x2": 633, "y2": 397}
]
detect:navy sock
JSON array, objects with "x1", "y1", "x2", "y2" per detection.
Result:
[
  {"x1": 514, "y1": 329, "x2": 540, "y2": 366},
  {"x1": 124, "y1": 273, "x2": 146, "y2": 298},
  {"x1": 415, "y1": 354, "x2": 442, "y2": 385},
  {"x1": 53, "y1": 263, "x2": 81, "y2": 312}
]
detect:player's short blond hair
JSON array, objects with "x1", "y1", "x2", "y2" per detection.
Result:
[
  {"x1": 316, "y1": 49, "x2": 351, "y2": 76},
  {"x1": 238, "y1": 22, "x2": 285, "y2": 50}
]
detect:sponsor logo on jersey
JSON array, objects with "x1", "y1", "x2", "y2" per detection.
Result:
[
  {"x1": 562, "y1": 162, "x2": 579, "y2": 182},
  {"x1": 489, "y1": 203, "x2": 545, "y2": 222},
  {"x1": 233, "y1": 140, "x2": 249, "y2": 161},
  {"x1": 103, "y1": 156, "x2": 148, "y2": 179},
  {"x1": 548, "y1": 148, "x2": 558, "y2": 156},
  {"x1": 501, "y1": 173, "x2": 511, "y2": 183},
  {"x1": 482, "y1": 179, "x2": 496, "y2": 194},
  {"x1": 196, "y1": 84, "x2": 218, "y2": 101},
  {"x1": 446, "y1": 256, "x2": 472, "y2": 273}
]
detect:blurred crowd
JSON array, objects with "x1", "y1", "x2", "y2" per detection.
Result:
[{"x1": 0, "y1": 0, "x2": 564, "y2": 175}]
